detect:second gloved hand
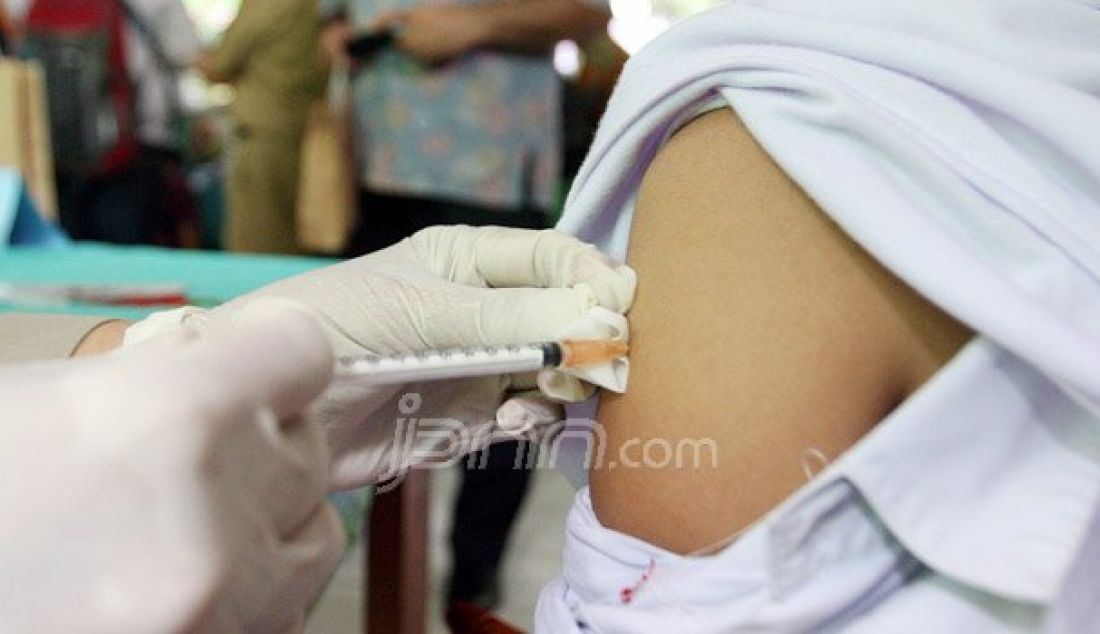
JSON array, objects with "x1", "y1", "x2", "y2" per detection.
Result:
[
  {"x1": 128, "y1": 226, "x2": 636, "y2": 489},
  {"x1": 0, "y1": 303, "x2": 343, "y2": 633}
]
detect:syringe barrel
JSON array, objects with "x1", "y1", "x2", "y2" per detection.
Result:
[{"x1": 336, "y1": 343, "x2": 553, "y2": 385}]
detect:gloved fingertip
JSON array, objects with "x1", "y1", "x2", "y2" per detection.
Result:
[
  {"x1": 496, "y1": 395, "x2": 564, "y2": 432},
  {"x1": 537, "y1": 371, "x2": 596, "y2": 403},
  {"x1": 613, "y1": 265, "x2": 639, "y2": 308},
  {"x1": 573, "y1": 264, "x2": 638, "y2": 314},
  {"x1": 197, "y1": 299, "x2": 336, "y2": 415}
]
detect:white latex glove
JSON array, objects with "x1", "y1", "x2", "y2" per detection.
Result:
[
  {"x1": 127, "y1": 226, "x2": 636, "y2": 489},
  {"x1": 0, "y1": 303, "x2": 344, "y2": 633}
]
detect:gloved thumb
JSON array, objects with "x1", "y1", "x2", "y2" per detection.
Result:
[
  {"x1": 198, "y1": 299, "x2": 336, "y2": 419},
  {"x1": 537, "y1": 370, "x2": 597, "y2": 403},
  {"x1": 496, "y1": 393, "x2": 564, "y2": 433}
]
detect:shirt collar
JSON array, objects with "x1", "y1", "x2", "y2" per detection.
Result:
[{"x1": 772, "y1": 338, "x2": 1100, "y2": 604}]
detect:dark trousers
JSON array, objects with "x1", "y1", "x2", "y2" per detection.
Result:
[
  {"x1": 346, "y1": 189, "x2": 549, "y2": 608},
  {"x1": 57, "y1": 145, "x2": 194, "y2": 246},
  {"x1": 448, "y1": 439, "x2": 539, "y2": 606}
]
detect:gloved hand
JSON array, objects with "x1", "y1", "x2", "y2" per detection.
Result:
[
  {"x1": 126, "y1": 226, "x2": 636, "y2": 489},
  {"x1": 0, "y1": 303, "x2": 344, "y2": 633}
]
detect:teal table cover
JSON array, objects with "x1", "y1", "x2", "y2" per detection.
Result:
[{"x1": 0, "y1": 243, "x2": 333, "y2": 320}]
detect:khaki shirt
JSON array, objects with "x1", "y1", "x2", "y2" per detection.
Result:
[{"x1": 206, "y1": 0, "x2": 325, "y2": 135}]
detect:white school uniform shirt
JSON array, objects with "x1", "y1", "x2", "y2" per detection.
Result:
[{"x1": 539, "y1": 0, "x2": 1100, "y2": 631}]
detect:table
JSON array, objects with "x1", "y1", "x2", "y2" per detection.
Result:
[
  {"x1": 0, "y1": 243, "x2": 330, "y2": 318},
  {"x1": 0, "y1": 243, "x2": 430, "y2": 634}
]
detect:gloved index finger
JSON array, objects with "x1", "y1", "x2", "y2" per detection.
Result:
[{"x1": 412, "y1": 227, "x2": 637, "y2": 314}]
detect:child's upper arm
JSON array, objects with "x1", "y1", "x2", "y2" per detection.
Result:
[{"x1": 590, "y1": 109, "x2": 970, "y2": 554}]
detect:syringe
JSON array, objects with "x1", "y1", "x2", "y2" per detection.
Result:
[{"x1": 336, "y1": 339, "x2": 628, "y2": 385}]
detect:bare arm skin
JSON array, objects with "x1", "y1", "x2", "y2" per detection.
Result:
[
  {"x1": 590, "y1": 109, "x2": 972, "y2": 555},
  {"x1": 369, "y1": 0, "x2": 609, "y2": 66},
  {"x1": 72, "y1": 320, "x2": 131, "y2": 357},
  {"x1": 465, "y1": 0, "x2": 610, "y2": 54}
]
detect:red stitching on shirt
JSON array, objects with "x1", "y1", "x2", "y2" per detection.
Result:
[{"x1": 620, "y1": 559, "x2": 657, "y2": 605}]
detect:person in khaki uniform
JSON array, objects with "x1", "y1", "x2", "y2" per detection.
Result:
[{"x1": 200, "y1": 0, "x2": 325, "y2": 254}]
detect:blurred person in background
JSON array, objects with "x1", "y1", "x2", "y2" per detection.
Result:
[
  {"x1": 7, "y1": 0, "x2": 202, "y2": 246},
  {"x1": 0, "y1": 3, "x2": 14, "y2": 53},
  {"x1": 198, "y1": 0, "x2": 326, "y2": 254},
  {"x1": 321, "y1": 0, "x2": 610, "y2": 253},
  {"x1": 561, "y1": 31, "x2": 626, "y2": 187},
  {"x1": 319, "y1": 0, "x2": 611, "y2": 626}
]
